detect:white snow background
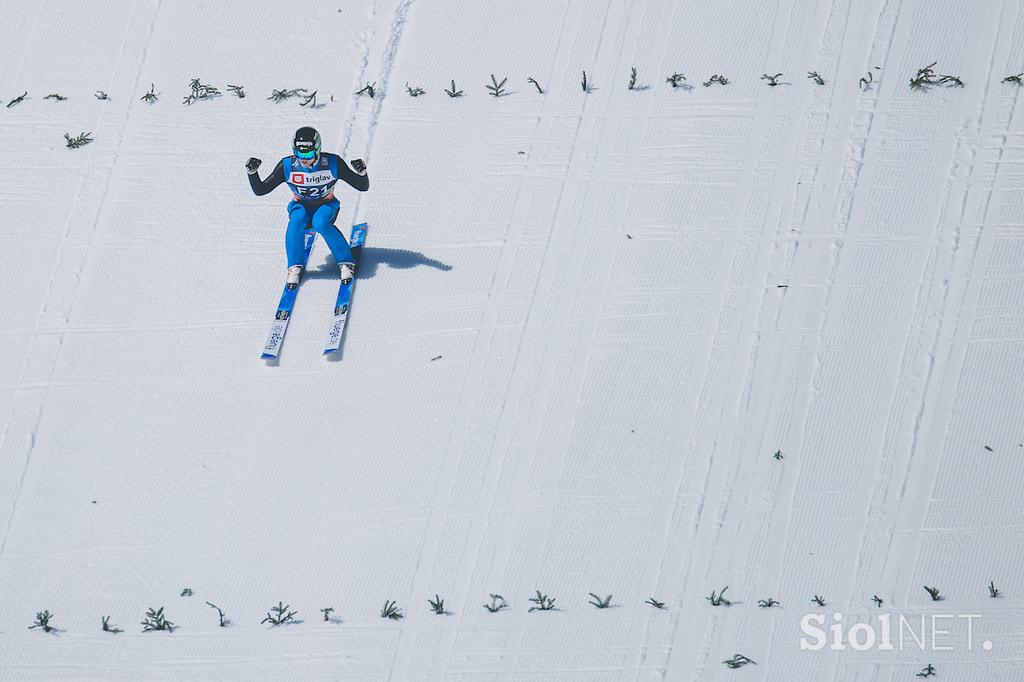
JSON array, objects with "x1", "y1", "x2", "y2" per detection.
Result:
[{"x1": 1, "y1": 0, "x2": 1023, "y2": 679}]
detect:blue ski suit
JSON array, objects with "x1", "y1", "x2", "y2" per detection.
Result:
[{"x1": 248, "y1": 153, "x2": 369, "y2": 267}]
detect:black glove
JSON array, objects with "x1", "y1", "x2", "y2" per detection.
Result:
[
  {"x1": 351, "y1": 158, "x2": 366, "y2": 174},
  {"x1": 245, "y1": 157, "x2": 262, "y2": 174}
]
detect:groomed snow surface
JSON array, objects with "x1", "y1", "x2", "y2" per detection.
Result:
[{"x1": 1, "y1": 0, "x2": 1023, "y2": 679}]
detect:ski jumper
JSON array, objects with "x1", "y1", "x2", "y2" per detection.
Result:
[{"x1": 248, "y1": 153, "x2": 369, "y2": 267}]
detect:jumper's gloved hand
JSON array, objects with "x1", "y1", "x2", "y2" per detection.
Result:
[
  {"x1": 351, "y1": 158, "x2": 366, "y2": 174},
  {"x1": 245, "y1": 157, "x2": 262, "y2": 174}
]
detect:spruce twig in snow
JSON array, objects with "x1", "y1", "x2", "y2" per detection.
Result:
[
  {"x1": 300, "y1": 90, "x2": 319, "y2": 107},
  {"x1": 581, "y1": 70, "x2": 591, "y2": 92},
  {"x1": 183, "y1": 77, "x2": 220, "y2": 104},
  {"x1": 141, "y1": 84, "x2": 158, "y2": 103},
  {"x1": 923, "y1": 585, "x2": 942, "y2": 601},
  {"x1": 811, "y1": 595, "x2": 826, "y2": 607},
  {"x1": 909, "y1": 62, "x2": 963, "y2": 90},
  {"x1": 428, "y1": 595, "x2": 447, "y2": 614},
  {"x1": 760, "y1": 73, "x2": 783, "y2": 86},
  {"x1": 227, "y1": 84, "x2": 245, "y2": 98},
  {"x1": 702, "y1": 74, "x2": 728, "y2": 87},
  {"x1": 64, "y1": 132, "x2": 93, "y2": 149},
  {"x1": 527, "y1": 77, "x2": 544, "y2": 94},
  {"x1": 666, "y1": 72, "x2": 687, "y2": 88},
  {"x1": 1003, "y1": 73, "x2": 1024, "y2": 84},
  {"x1": 872, "y1": 595, "x2": 884, "y2": 607},
  {"x1": 528, "y1": 590, "x2": 557, "y2": 611},
  {"x1": 989, "y1": 581, "x2": 1001, "y2": 598},
  {"x1": 484, "y1": 594, "x2": 508, "y2": 612},
  {"x1": 445, "y1": 80, "x2": 464, "y2": 97},
  {"x1": 29, "y1": 610, "x2": 56, "y2": 633},
  {"x1": 859, "y1": 71, "x2": 874, "y2": 90},
  {"x1": 706, "y1": 586, "x2": 731, "y2": 606},
  {"x1": 102, "y1": 615, "x2": 123, "y2": 633},
  {"x1": 320, "y1": 607, "x2": 335, "y2": 621},
  {"x1": 44, "y1": 93, "x2": 68, "y2": 101},
  {"x1": 487, "y1": 74, "x2": 508, "y2": 97},
  {"x1": 355, "y1": 82, "x2": 376, "y2": 98},
  {"x1": 807, "y1": 71, "x2": 825, "y2": 85},
  {"x1": 141, "y1": 607, "x2": 175, "y2": 632},
  {"x1": 262, "y1": 602, "x2": 298, "y2": 626},
  {"x1": 722, "y1": 654, "x2": 756, "y2": 668},
  {"x1": 628, "y1": 67, "x2": 638, "y2": 90},
  {"x1": 588, "y1": 593, "x2": 613, "y2": 609},
  {"x1": 917, "y1": 664, "x2": 936, "y2": 678},
  {"x1": 381, "y1": 600, "x2": 404, "y2": 620},
  {"x1": 180, "y1": 588, "x2": 193, "y2": 597},
  {"x1": 206, "y1": 602, "x2": 229, "y2": 627},
  {"x1": 405, "y1": 83, "x2": 425, "y2": 97},
  {"x1": 773, "y1": 450, "x2": 784, "y2": 460},
  {"x1": 7, "y1": 91, "x2": 28, "y2": 107},
  {"x1": 645, "y1": 597, "x2": 666, "y2": 609},
  {"x1": 984, "y1": 445, "x2": 993, "y2": 452},
  {"x1": 757, "y1": 598, "x2": 780, "y2": 608},
  {"x1": 95, "y1": 91, "x2": 110, "y2": 100}
]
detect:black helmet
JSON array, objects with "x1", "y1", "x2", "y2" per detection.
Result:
[{"x1": 293, "y1": 126, "x2": 321, "y2": 160}]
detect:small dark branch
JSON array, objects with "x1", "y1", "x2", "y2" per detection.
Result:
[
  {"x1": 757, "y1": 598, "x2": 780, "y2": 608},
  {"x1": 811, "y1": 595, "x2": 826, "y2": 607},
  {"x1": 909, "y1": 61, "x2": 963, "y2": 90},
  {"x1": 872, "y1": 595, "x2": 884, "y2": 607},
  {"x1": 445, "y1": 80, "x2": 464, "y2": 97},
  {"x1": 807, "y1": 71, "x2": 824, "y2": 85},
  {"x1": 628, "y1": 67, "x2": 638, "y2": 90},
  {"x1": 916, "y1": 664, "x2": 936, "y2": 678},
  {"x1": 141, "y1": 84, "x2": 158, "y2": 103},
  {"x1": 702, "y1": 74, "x2": 729, "y2": 87},
  {"x1": 64, "y1": 131, "x2": 93, "y2": 149},
  {"x1": 487, "y1": 74, "x2": 508, "y2": 97},
  {"x1": 924, "y1": 585, "x2": 942, "y2": 601},
  {"x1": 95, "y1": 91, "x2": 110, "y2": 100},
  {"x1": 355, "y1": 82, "x2": 376, "y2": 98},
  {"x1": 101, "y1": 615, "x2": 123, "y2": 633},
  {"x1": 527, "y1": 77, "x2": 544, "y2": 94},
  {"x1": 261, "y1": 602, "x2": 298, "y2": 626},
  {"x1": 984, "y1": 445, "x2": 994, "y2": 452},
  {"x1": 300, "y1": 90, "x2": 319, "y2": 107},
  {"x1": 645, "y1": 597, "x2": 666, "y2": 609},
  {"x1": 588, "y1": 593, "x2": 613, "y2": 609},
  {"x1": 141, "y1": 607, "x2": 175, "y2": 632},
  {"x1": 184, "y1": 77, "x2": 221, "y2": 104},
  {"x1": 484, "y1": 594, "x2": 508, "y2": 612},
  {"x1": 938, "y1": 74, "x2": 964, "y2": 87},
  {"x1": 381, "y1": 600, "x2": 404, "y2": 620},
  {"x1": 29, "y1": 610, "x2": 56, "y2": 633},
  {"x1": 428, "y1": 595, "x2": 447, "y2": 615},
  {"x1": 773, "y1": 449, "x2": 784, "y2": 460},
  {"x1": 7, "y1": 91, "x2": 28, "y2": 107},
  {"x1": 44, "y1": 93, "x2": 68, "y2": 101},
  {"x1": 430, "y1": 355, "x2": 442, "y2": 361},
  {"x1": 581, "y1": 70, "x2": 590, "y2": 92},
  {"x1": 406, "y1": 83, "x2": 426, "y2": 97},
  {"x1": 722, "y1": 654, "x2": 756, "y2": 669},
  {"x1": 989, "y1": 581, "x2": 1001, "y2": 598},
  {"x1": 268, "y1": 88, "x2": 307, "y2": 102},
  {"x1": 227, "y1": 84, "x2": 246, "y2": 98},
  {"x1": 1002, "y1": 73, "x2": 1024, "y2": 84},
  {"x1": 760, "y1": 73, "x2": 783, "y2": 87},
  {"x1": 180, "y1": 588, "x2": 193, "y2": 597},
  {"x1": 320, "y1": 607, "x2": 335, "y2": 621},
  {"x1": 528, "y1": 590, "x2": 557, "y2": 612},
  {"x1": 706, "y1": 586, "x2": 731, "y2": 606},
  {"x1": 859, "y1": 71, "x2": 874, "y2": 90},
  {"x1": 206, "y1": 602, "x2": 229, "y2": 627},
  {"x1": 666, "y1": 72, "x2": 687, "y2": 88}
]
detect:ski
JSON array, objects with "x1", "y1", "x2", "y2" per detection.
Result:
[
  {"x1": 323, "y1": 222, "x2": 368, "y2": 355},
  {"x1": 260, "y1": 227, "x2": 317, "y2": 360}
]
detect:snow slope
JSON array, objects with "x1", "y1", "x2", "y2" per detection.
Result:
[{"x1": 1, "y1": 0, "x2": 1023, "y2": 679}]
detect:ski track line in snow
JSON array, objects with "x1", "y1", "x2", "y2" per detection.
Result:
[
  {"x1": 0, "y1": 1, "x2": 161, "y2": 563},
  {"x1": 391, "y1": 0, "x2": 599, "y2": 676}
]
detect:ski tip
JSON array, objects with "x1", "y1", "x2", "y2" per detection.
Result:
[
  {"x1": 322, "y1": 349, "x2": 337, "y2": 356},
  {"x1": 261, "y1": 352, "x2": 278, "y2": 360}
]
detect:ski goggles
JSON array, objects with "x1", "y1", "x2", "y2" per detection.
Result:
[{"x1": 294, "y1": 147, "x2": 318, "y2": 160}]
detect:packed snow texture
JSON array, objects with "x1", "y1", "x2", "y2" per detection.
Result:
[{"x1": 1, "y1": 0, "x2": 1023, "y2": 679}]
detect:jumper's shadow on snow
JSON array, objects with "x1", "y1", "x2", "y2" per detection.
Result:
[{"x1": 306, "y1": 247, "x2": 453, "y2": 280}]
